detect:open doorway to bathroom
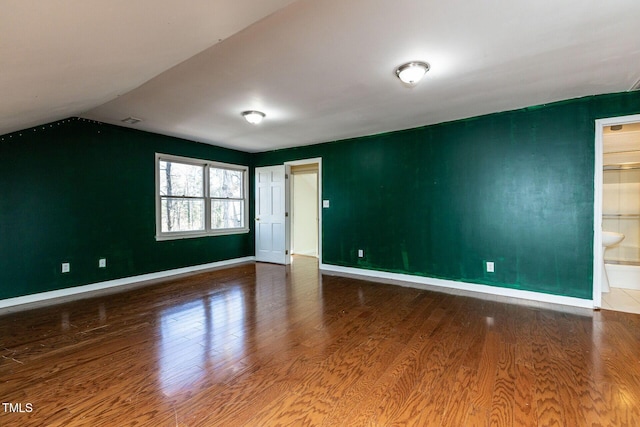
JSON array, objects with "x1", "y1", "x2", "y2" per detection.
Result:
[{"x1": 596, "y1": 116, "x2": 640, "y2": 314}]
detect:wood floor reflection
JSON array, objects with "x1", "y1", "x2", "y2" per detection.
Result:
[{"x1": 1, "y1": 256, "x2": 640, "y2": 426}]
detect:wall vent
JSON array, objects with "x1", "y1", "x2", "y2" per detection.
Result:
[
  {"x1": 630, "y1": 77, "x2": 640, "y2": 91},
  {"x1": 121, "y1": 117, "x2": 142, "y2": 125}
]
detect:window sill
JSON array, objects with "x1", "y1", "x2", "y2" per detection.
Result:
[{"x1": 155, "y1": 228, "x2": 250, "y2": 241}]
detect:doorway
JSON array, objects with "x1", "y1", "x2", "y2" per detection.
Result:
[
  {"x1": 254, "y1": 158, "x2": 322, "y2": 265},
  {"x1": 286, "y1": 158, "x2": 322, "y2": 264},
  {"x1": 290, "y1": 164, "x2": 319, "y2": 258},
  {"x1": 594, "y1": 114, "x2": 640, "y2": 312}
]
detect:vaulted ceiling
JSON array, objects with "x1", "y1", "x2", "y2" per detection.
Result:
[{"x1": 3, "y1": 0, "x2": 640, "y2": 152}]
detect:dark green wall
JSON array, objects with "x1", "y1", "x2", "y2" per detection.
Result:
[
  {"x1": 255, "y1": 92, "x2": 640, "y2": 299},
  {"x1": 0, "y1": 119, "x2": 252, "y2": 300},
  {"x1": 2, "y1": 92, "x2": 639, "y2": 302}
]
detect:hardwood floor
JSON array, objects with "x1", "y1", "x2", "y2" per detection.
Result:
[{"x1": 1, "y1": 256, "x2": 640, "y2": 426}]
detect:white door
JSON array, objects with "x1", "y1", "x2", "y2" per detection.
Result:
[{"x1": 255, "y1": 165, "x2": 288, "y2": 264}]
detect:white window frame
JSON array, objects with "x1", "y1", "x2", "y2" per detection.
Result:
[{"x1": 155, "y1": 153, "x2": 249, "y2": 240}]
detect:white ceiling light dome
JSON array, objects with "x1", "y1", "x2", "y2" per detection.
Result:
[
  {"x1": 395, "y1": 61, "x2": 430, "y2": 86},
  {"x1": 242, "y1": 110, "x2": 266, "y2": 124}
]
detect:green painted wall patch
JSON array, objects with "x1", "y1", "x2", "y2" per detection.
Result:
[
  {"x1": 0, "y1": 119, "x2": 252, "y2": 300},
  {"x1": 254, "y1": 92, "x2": 640, "y2": 300}
]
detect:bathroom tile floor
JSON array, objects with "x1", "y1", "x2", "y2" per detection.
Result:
[{"x1": 601, "y1": 287, "x2": 640, "y2": 314}]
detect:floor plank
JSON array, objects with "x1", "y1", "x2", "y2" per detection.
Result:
[{"x1": 1, "y1": 257, "x2": 639, "y2": 426}]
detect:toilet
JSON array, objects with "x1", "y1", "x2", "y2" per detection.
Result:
[{"x1": 602, "y1": 231, "x2": 624, "y2": 292}]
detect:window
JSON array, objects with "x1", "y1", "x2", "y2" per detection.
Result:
[{"x1": 156, "y1": 154, "x2": 248, "y2": 240}]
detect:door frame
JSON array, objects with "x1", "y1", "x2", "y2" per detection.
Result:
[
  {"x1": 285, "y1": 158, "x2": 323, "y2": 265},
  {"x1": 593, "y1": 113, "x2": 640, "y2": 308}
]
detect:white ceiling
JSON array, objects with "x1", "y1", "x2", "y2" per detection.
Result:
[
  {"x1": 0, "y1": 0, "x2": 296, "y2": 137},
  {"x1": 3, "y1": 0, "x2": 640, "y2": 153},
  {"x1": 604, "y1": 122, "x2": 640, "y2": 155}
]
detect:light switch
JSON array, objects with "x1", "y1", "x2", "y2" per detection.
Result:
[{"x1": 322, "y1": 200, "x2": 330, "y2": 208}]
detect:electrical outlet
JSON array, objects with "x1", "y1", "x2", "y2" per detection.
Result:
[
  {"x1": 358, "y1": 249, "x2": 364, "y2": 258},
  {"x1": 61, "y1": 262, "x2": 70, "y2": 273},
  {"x1": 99, "y1": 258, "x2": 106, "y2": 268},
  {"x1": 486, "y1": 261, "x2": 494, "y2": 273}
]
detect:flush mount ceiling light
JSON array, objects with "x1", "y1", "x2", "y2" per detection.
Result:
[
  {"x1": 242, "y1": 110, "x2": 265, "y2": 125},
  {"x1": 395, "y1": 61, "x2": 430, "y2": 86}
]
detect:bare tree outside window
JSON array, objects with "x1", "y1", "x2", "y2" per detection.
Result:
[
  {"x1": 210, "y1": 168, "x2": 244, "y2": 229},
  {"x1": 156, "y1": 155, "x2": 248, "y2": 239},
  {"x1": 159, "y1": 161, "x2": 204, "y2": 232}
]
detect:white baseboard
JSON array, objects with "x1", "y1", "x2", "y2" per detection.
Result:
[
  {"x1": 320, "y1": 263, "x2": 594, "y2": 310},
  {"x1": 0, "y1": 256, "x2": 255, "y2": 311},
  {"x1": 606, "y1": 263, "x2": 640, "y2": 290}
]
